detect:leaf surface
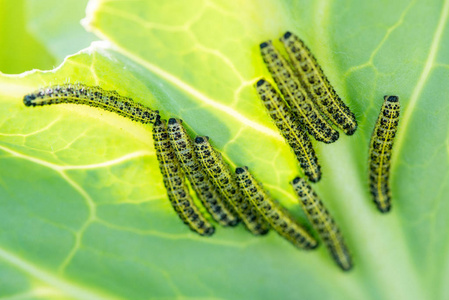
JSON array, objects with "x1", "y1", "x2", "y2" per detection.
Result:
[{"x1": 1, "y1": 0, "x2": 449, "y2": 299}]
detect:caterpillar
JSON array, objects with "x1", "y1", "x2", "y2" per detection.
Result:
[
  {"x1": 254, "y1": 79, "x2": 321, "y2": 183},
  {"x1": 167, "y1": 118, "x2": 240, "y2": 227},
  {"x1": 280, "y1": 31, "x2": 357, "y2": 135},
  {"x1": 259, "y1": 40, "x2": 339, "y2": 144},
  {"x1": 235, "y1": 166, "x2": 317, "y2": 250},
  {"x1": 153, "y1": 119, "x2": 215, "y2": 236},
  {"x1": 368, "y1": 95, "x2": 400, "y2": 213},
  {"x1": 193, "y1": 136, "x2": 270, "y2": 235},
  {"x1": 291, "y1": 176, "x2": 352, "y2": 271},
  {"x1": 23, "y1": 83, "x2": 160, "y2": 124}
]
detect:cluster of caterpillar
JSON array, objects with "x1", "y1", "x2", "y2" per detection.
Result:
[
  {"x1": 255, "y1": 31, "x2": 358, "y2": 183},
  {"x1": 22, "y1": 37, "x2": 400, "y2": 270},
  {"x1": 23, "y1": 86, "x2": 270, "y2": 236},
  {"x1": 153, "y1": 119, "x2": 215, "y2": 236}
]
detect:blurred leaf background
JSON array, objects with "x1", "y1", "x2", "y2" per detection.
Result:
[{"x1": 0, "y1": 0, "x2": 448, "y2": 299}]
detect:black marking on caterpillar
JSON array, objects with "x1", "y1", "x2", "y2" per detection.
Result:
[
  {"x1": 255, "y1": 79, "x2": 321, "y2": 183},
  {"x1": 291, "y1": 176, "x2": 352, "y2": 271},
  {"x1": 23, "y1": 83, "x2": 160, "y2": 124},
  {"x1": 153, "y1": 119, "x2": 215, "y2": 236},
  {"x1": 235, "y1": 166, "x2": 317, "y2": 250},
  {"x1": 259, "y1": 41, "x2": 339, "y2": 144},
  {"x1": 193, "y1": 136, "x2": 270, "y2": 235},
  {"x1": 280, "y1": 31, "x2": 357, "y2": 135},
  {"x1": 167, "y1": 118, "x2": 240, "y2": 227},
  {"x1": 368, "y1": 95, "x2": 400, "y2": 213}
]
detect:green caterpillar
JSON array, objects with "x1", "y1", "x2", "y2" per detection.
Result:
[
  {"x1": 368, "y1": 96, "x2": 400, "y2": 213},
  {"x1": 23, "y1": 83, "x2": 159, "y2": 124},
  {"x1": 235, "y1": 167, "x2": 317, "y2": 250},
  {"x1": 291, "y1": 177, "x2": 352, "y2": 271},
  {"x1": 254, "y1": 79, "x2": 321, "y2": 182}
]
